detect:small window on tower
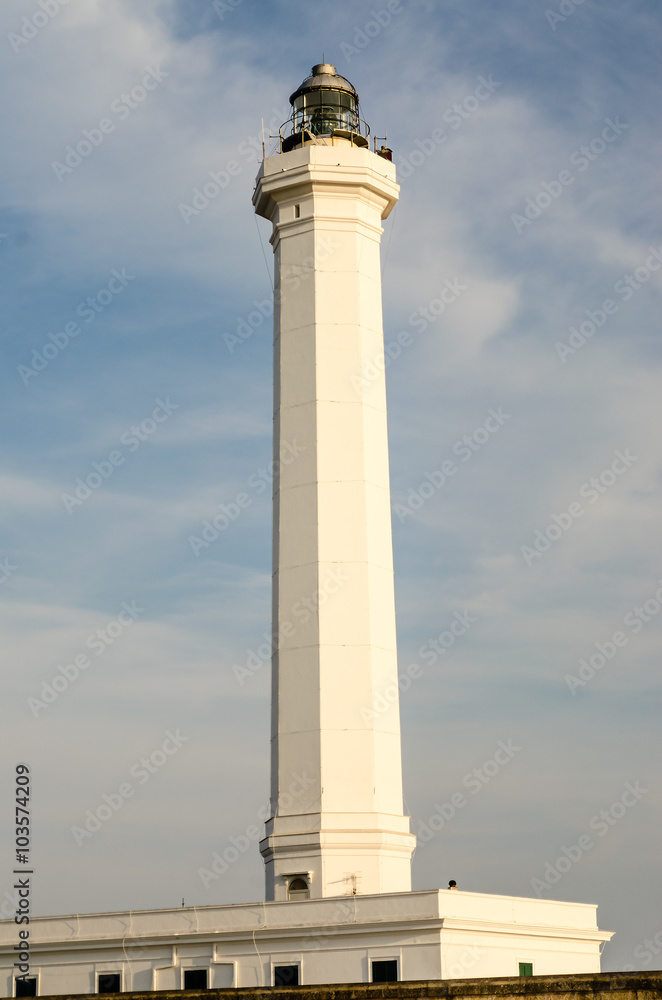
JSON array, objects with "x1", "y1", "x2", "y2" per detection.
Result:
[
  {"x1": 288, "y1": 876, "x2": 309, "y2": 900},
  {"x1": 519, "y1": 963, "x2": 533, "y2": 977},
  {"x1": 294, "y1": 204, "x2": 301, "y2": 218}
]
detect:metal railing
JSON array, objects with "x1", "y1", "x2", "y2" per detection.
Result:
[{"x1": 282, "y1": 107, "x2": 371, "y2": 141}]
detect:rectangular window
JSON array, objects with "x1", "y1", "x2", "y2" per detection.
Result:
[
  {"x1": 15, "y1": 978, "x2": 37, "y2": 997},
  {"x1": 294, "y1": 204, "x2": 301, "y2": 218},
  {"x1": 183, "y1": 970, "x2": 208, "y2": 990},
  {"x1": 519, "y1": 963, "x2": 533, "y2": 977},
  {"x1": 97, "y1": 973, "x2": 121, "y2": 994},
  {"x1": 371, "y1": 960, "x2": 398, "y2": 983},
  {"x1": 274, "y1": 965, "x2": 299, "y2": 987}
]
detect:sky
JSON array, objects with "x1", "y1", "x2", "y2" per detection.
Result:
[{"x1": 1, "y1": 0, "x2": 660, "y2": 977}]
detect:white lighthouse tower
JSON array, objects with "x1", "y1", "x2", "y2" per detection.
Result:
[
  {"x1": 0, "y1": 66, "x2": 614, "y2": 995},
  {"x1": 253, "y1": 64, "x2": 416, "y2": 902}
]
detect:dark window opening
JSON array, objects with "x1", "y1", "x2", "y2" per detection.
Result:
[
  {"x1": 97, "y1": 973, "x2": 121, "y2": 994},
  {"x1": 274, "y1": 965, "x2": 299, "y2": 986},
  {"x1": 183, "y1": 970, "x2": 208, "y2": 990},
  {"x1": 294, "y1": 204, "x2": 301, "y2": 218},
  {"x1": 15, "y1": 978, "x2": 37, "y2": 997},
  {"x1": 288, "y1": 876, "x2": 309, "y2": 901},
  {"x1": 519, "y1": 963, "x2": 534, "y2": 977},
  {"x1": 372, "y1": 960, "x2": 398, "y2": 983}
]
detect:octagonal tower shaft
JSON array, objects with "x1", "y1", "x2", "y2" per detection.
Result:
[{"x1": 253, "y1": 143, "x2": 415, "y2": 901}]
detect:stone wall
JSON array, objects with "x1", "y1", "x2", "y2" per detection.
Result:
[{"x1": 35, "y1": 969, "x2": 662, "y2": 1000}]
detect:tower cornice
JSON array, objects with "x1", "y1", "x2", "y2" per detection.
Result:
[{"x1": 253, "y1": 145, "x2": 399, "y2": 223}]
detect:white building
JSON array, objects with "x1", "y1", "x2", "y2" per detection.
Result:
[
  {"x1": 0, "y1": 891, "x2": 611, "y2": 995},
  {"x1": 0, "y1": 64, "x2": 612, "y2": 997}
]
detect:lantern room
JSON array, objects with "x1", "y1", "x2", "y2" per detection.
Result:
[{"x1": 282, "y1": 63, "x2": 370, "y2": 151}]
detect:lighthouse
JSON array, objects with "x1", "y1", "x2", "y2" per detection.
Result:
[
  {"x1": 253, "y1": 64, "x2": 416, "y2": 901},
  {"x1": 0, "y1": 65, "x2": 615, "y2": 993}
]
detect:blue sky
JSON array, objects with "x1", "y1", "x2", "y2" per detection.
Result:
[{"x1": 1, "y1": 0, "x2": 660, "y2": 975}]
